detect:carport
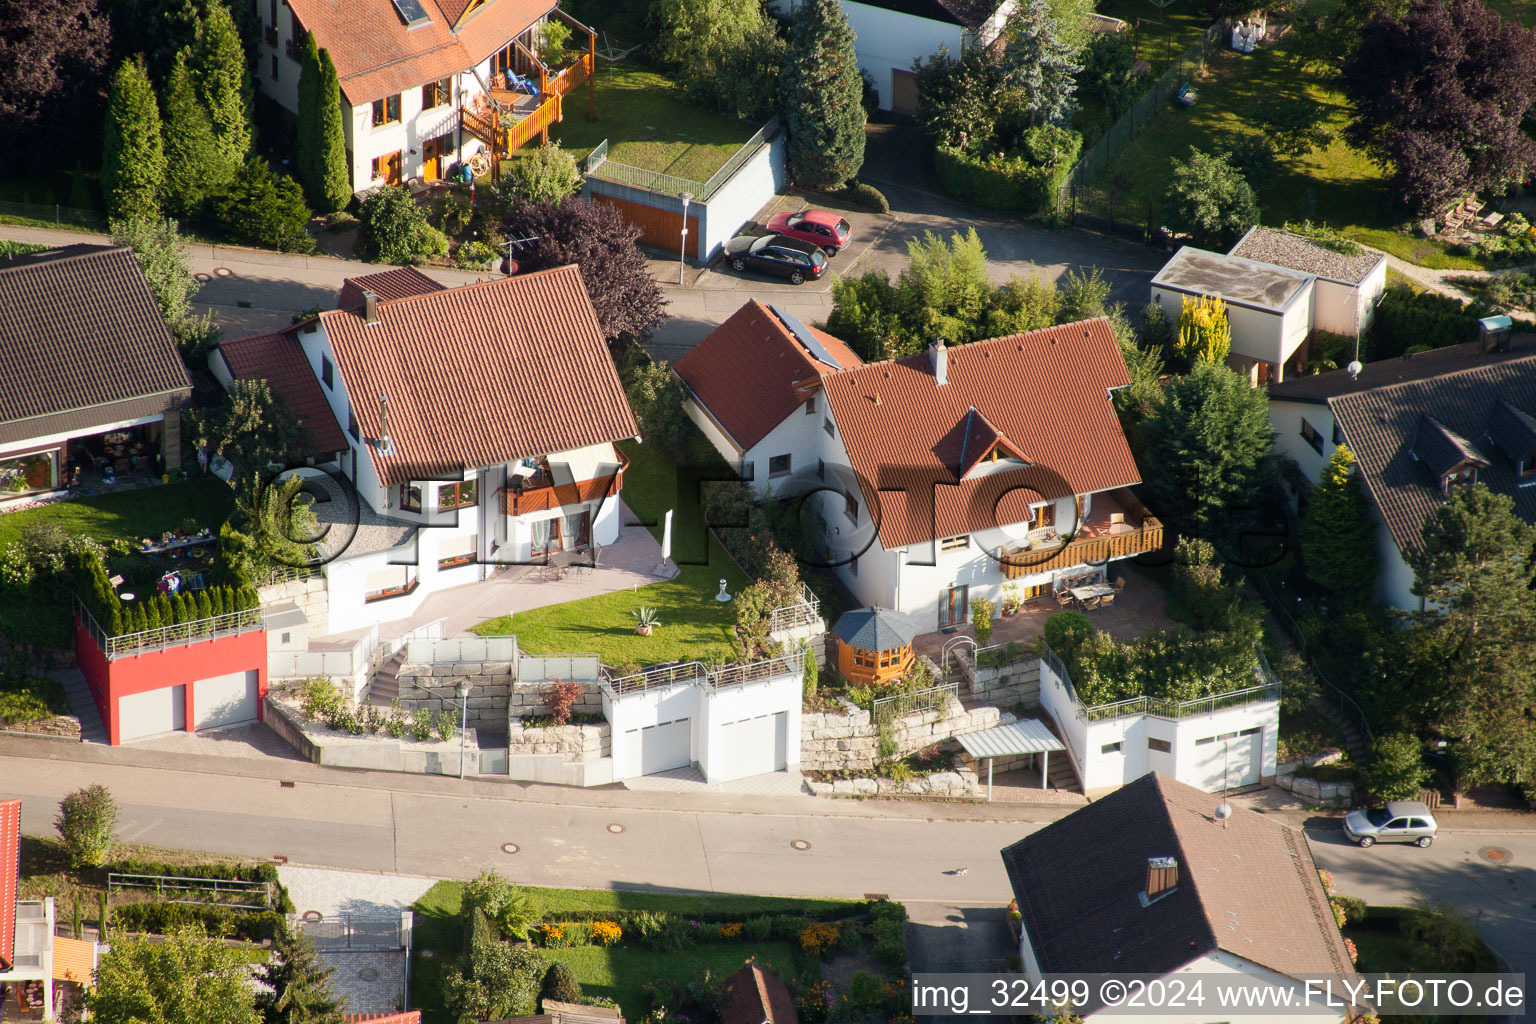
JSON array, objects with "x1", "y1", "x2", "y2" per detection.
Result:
[{"x1": 958, "y1": 720, "x2": 1066, "y2": 800}]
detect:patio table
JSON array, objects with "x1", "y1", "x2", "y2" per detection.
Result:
[{"x1": 1070, "y1": 583, "x2": 1115, "y2": 607}]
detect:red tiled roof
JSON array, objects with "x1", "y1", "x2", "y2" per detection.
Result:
[
  {"x1": 674, "y1": 300, "x2": 863, "y2": 452},
  {"x1": 822, "y1": 318, "x2": 1141, "y2": 550},
  {"x1": 0, "y1": 799, "x2": 18, "y2": 971},
  {"x1": 723, "y1": 963, "x2": 798, "y2": 1024},
  {"x1": 216, "y1": 330, "x2": 350, "y2": 459},
  {"x1": 337, "y1": 267, "x2": 446, "y2": 311},
  {"x1": 322, "y1": 265, "x2": 638, "y2": 486},
  {"x1": 957, "y1": 406, "x2": 1026, "y2": 479},
  {"x1": 286, "y1": 0, "x2": 554, "y2": 106}
]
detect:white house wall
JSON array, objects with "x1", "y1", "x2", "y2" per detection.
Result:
[
  {"x1": 1311, "y1": 278, "x2": 1362, "y2": 337},
  {"x1": 741, "y1": 392, "x2": 833, "y2": 497},
  {"x1": 698, "y1": 672, "x2": 802, "y2": 782},
  {"x1": 1151, "y1": 282, "x2": 1313, "y2": 375},
  {"x1": 682, "y1": 396, "x2": 744, "y2": 469},
  {"x1": 296, "y1": 323, "x2": 388, "y2": 511},
  {"x1": 838, "y1": 1, "x2": 964, "y2": 110},
  {"x1": 605, "y1": 684, "x2": 702, "y2": 782},
  {"x1": 253, "y1": 0, "x2": 303, "y2": 113},
  {"x1": 1269, "y1": 398, "x2": 1338, "y2": 487},
  {"x1": 697, "y1": 133, "x2": 788, "y2": 263},
  {"x1": 1085, "y1": 951, "x2": 1346, "y2": 1023}
]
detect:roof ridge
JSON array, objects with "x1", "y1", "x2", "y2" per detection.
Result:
[
  {"x1": 1328, "y1": 349, "x2": 1536, "y2": 403},
  {"x1": 0, "y1": 243, "x2": 126, "y2": 276},
  {"x1": 833, "y1": 316, "x2": 1117, "y2": 378},
  {"x1": 321, "y1": 264, "x2": 579, "y2": 320}
]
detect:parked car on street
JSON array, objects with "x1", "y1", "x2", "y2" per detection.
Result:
[
  {"x1": 723, "y1": 234, "x2": 827, "y2": 285},
  {"x1": 1342, "y1": 800, "x2": 1438, "y2": 847},
  {"x1": 767, "y1": 209, "x2": 852, "y2": 255}
]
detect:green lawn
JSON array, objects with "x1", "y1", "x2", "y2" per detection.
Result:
[
  {"x1": 1485, "y1": 0, "x2": 1536, "y2": 25},
  {"x1": 1098, "y1": 0, "x2": 1215, "y2": 77},
  {"x1": 411, "y1": 881, "x2": 860, "y2": 1024},
  {"x1": 472, "y1": 438, "x2": 749, "y2": 666},
  {"x1": 547, "y1": 62, "x2": 757, "y2": 183},
  {"x1": 1090, "y1": 41, "x2": 1483, "y2": 270}
]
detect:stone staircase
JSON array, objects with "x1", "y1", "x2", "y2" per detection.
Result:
[
  {"x1": 1032, "y1": 711, "x2": 1085, "y2": 794},
  {"x1": 1310, "y1": 696, "x2": 1368, "y2": 763},
  {"x1": 52, "y1": 668, "x2": 108, "y2": 743},
  {"x1": 366, "y1": 651, "x2": 404, "y2": 710}
]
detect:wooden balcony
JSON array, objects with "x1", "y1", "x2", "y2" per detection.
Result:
[
  {"x1": 499, "y1": 452, "x2": 627, "y2": 518},
  {"x1": 461, "y1": 18, "x2": 595, "y2": 178},
  {"x1": 999, "y1": 489, "x2": 1164, "y2": 579}
]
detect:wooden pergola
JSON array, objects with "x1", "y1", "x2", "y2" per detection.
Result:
[{"x1": 832, "y1": 606, "x2": 920, "y2": 686}]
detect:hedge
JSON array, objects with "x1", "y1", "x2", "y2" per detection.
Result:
[
  {"x1": 1369, "y1": 286, "x2": 1480, "y2": 358},
  {"x1": 109, "y1": 901, "x2": 286, "y2": 942},
  {"x1": 107, "y1": 857, "x2": 294, "y2": 914},
  {"x1": 526, "y1": 904, "x2": 874, "y2": 927},
  {"x1": 934, "y1": 139, "x2": 1078, "y2": 217}
]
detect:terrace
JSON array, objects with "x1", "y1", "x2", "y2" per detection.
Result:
[{"x1": 997, "y1": 488, "x2": 1165, "y2": 578}]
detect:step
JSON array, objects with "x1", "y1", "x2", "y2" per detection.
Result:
[
  {"x1": 52, "y1": 669, "x2": 108, "y2": 743},
  {"x1": 365, "y1": 652, "x2": 405, "y2": 708}
]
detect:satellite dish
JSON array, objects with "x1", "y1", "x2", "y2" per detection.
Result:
[
  {"x1": 1214, "y1": 802, "x2": 1233, "y2": 821},
  {"x1": 1346, "y1": 360, "x2": 1363, "y2": 379}
]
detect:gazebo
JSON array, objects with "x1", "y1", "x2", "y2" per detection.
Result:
[{"x1": 832, "y1": 606, "x2": 919, "y2": 685}]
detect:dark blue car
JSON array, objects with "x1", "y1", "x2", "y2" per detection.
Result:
[{"x1": 724, "y1": 234, "x2": 828, "y2": 285}]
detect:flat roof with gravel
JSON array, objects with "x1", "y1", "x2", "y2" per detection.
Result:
[{"x1": 1229, "y1": 226, "x2": 1384, "y2": 285}]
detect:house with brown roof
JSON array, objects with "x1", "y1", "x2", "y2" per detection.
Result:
[
  {"x1": 679, "y1": 307, "x2": 1162, "y2": 632},
  {"x1": 722, "y1": 962, "x2": 798, "y2": 1024},
  {"x1": 0, "y1": 245, "x2": 192, "y2": 507},
  {"x1": 1267, "y1": 333, "x2": 1536, "y2": 610},
  {"x1": 1000, "y1": 773, "x2": 1356, "y2": 1021},
  {"x1": 213, "y1": 264, "x2": 638, "y2": 635},
  {"x1": 253, "y1": 0, "x2": 595, "y2": 192},
  {"x1": 767, "y1": 0, "x2": 1015, "y2": 112}
]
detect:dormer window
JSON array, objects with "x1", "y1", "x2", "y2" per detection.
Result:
[{"x1": 1443, "y1": 466, "x2": 1477, "y2": 492}]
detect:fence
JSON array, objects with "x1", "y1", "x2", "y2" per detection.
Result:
[
  {"x1": 520, "y1": 652, "x2": 601, "y2": 682},
  {"x1": 768, "y1": 582, "x2": 821, "y2": 633},
  {"x1": 107, "y1": 872, "x2": 272, "y2": 910},
  {"x1": 585, "y1": 116, "x2": 781, "y2": 202},
  {"x1": 872, "y1": 682, "x2": 959, "y2": 723},
  {"x1": 1246, "y1": 570, "x2": 1375, "y2": 740},
  {"x1": 298, "y1": 914, "x2": 403, "y2": 950},
  {"x1": 405, "y1": 634, "x2": 518, "y2": 664},
  {"x1": 1039, "y1": 637, "x2": 1279, "y2": 723},
  {"x1": 75, "y1": 596, "x2": 264, "y2": 659},
  {"x1": 602, "y1": 651, "x2": 802, "y2": 696},
  {"x1": 704, "y1": 649, "x2": 803, "y2": 692},
  {"x1": 0, "y1": 199, "x2": 106, "y2": 230},
  {"x1": 256, "y1": 563, "x2": 323, "y2": 588}
]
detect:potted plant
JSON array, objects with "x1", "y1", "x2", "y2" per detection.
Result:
[
  {"x1": 1000, "y1": 583, "x2": 1020, "y2": 617},
  {"x1": 631, "y1": 606, "x2": 659, "y2": 636}
]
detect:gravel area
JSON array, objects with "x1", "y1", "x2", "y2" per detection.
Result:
[{"x1": 1230, "y1": 225, "x2": 1383, "y2": 283}]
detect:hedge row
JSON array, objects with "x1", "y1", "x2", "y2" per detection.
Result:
[
  {"x1": 107, "y1": 857, "x2": 294, "y2": 914},
  {"x1": 933, "y1": 145, "x2": 1074, "y2": 218},
  {"x1": 109, "y1": 901, "x2": 286, "y2": 942},
  {"x1": 527, "y1": 902, "x2": 873, "y2": 926}
]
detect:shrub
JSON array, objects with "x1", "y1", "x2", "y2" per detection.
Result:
[
  {"x1": 209, "y1": 158, "x2": 315, "y2": 253},
  {"x1": 839, "y1": 181, "x2": 889, "y2": 213},
  {"x1": 358, "y1": 185, "x2": 449, "y2": 265},
  {"x1": 933, "y1": 141, "x2": 1077, "y2": 217},
  {"x1": 453, "y1": 240, "x2": 499, "y2": 269},
  {"x1": 592, "y1": 919, "x2": 622, "y2": 945},
  {"x1": 1370, "y1": 285, "x2": 1480, "y2": 357},
  {"x1": 800, "y1": 921, "x2": 841, "y2": 956},
  {"x1": 632, "y1": 911, "x2": 692, "y2": 952},
  {"x1": 1041, "y1": 610, "x2": 1092, "y2": 658},
  {"x1": 772, "y1": 914, "x2": 813, "y2": 941},
  {"x1": 505, "y1": 143, "x2": 582, "y2": 205},
  {"x1": 743, "y1": 916, "x2": 773, "y2": 942},
  {"x1": 543, "y1": 961, "x2": 584, "y2": 1004},
  {"x1": 971, "y1": 597, "x2": 996, "y2": 644},
  {"x1": 843, "y1": 972, "x2": 887, "y2": 1008},
  {"x1": 540, "y1": 680, "x2": 585, "y2": 725},
  {"x1": 1174, "y1": 294, "x2": 1232, "y2": 365},
  {"x1": 296, "y1": 677, "x2": 344, "y2": 722},
  {"x1": 463, "y1": 869, "x2": 535, "y2": 939},
  {"x1": 1363, "y1": 732, "x2": 1430, "y2": 800},
  {"x1": 107, "y1": 901, "x2": 284, "y2": 941},
  {"x1": 871, "y1": 916, "x2": 906, "y2": 965},
  {"x1": 56, "y1": 784, "x2": 118, "y2": 868}
]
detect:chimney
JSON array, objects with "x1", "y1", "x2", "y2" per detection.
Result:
[
  {"x1": 1142, "y1": 857, "x2": 1178, "y2": 905},
  {"x1": 929, "y1": 338, "x2": 948, "y2": 386},
  {"x1": 363, "y1": 289, "x2": 380, "y2": 325}
]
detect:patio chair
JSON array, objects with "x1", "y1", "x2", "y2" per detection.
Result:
[
  {"x1": 1113, "y1": 575, "x2": 1126, "y2": 592},
  {"x1": 1098, "y1": 592, "x2": 1115, "y2": 609},
  {"x1": 1056, "y1": 590, "x2": 1075, "y2": 609},
  {"x1": 1082, "y1": 595, "x2": 1102, "y2": 611}
]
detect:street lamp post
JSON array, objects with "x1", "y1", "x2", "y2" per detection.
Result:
[
  {"x1": 679, "y1": 192, "x2": 693, "y2": 285},
  {"x1": 458, "y1": 680, "x2": 470, "y2": 779}
]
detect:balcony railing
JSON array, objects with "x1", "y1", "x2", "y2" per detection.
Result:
[
  {"x1": 75, "y1": 595, "x2": 264, "y2": 660},
  {"x1": 999, "y1": 490, "x2": 1164, "y2": 579},
  {"x1": 768, "y1": 582, "x2": 820, "y2": 633},
  {"x1": 601, "y1": 651, "x2": 803, "y2": 697},
  {"x1": 500, "y1": 453, "x2": 627, "y2": 517},
  {"x1": 1040, "y1": 637, "x2": 1281, "y2": 723}
]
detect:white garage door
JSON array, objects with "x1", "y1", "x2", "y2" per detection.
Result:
[
  {"x1": 193, "y1": 670, "x2": 259, "y2": 731},
  {"x1": 1190, "y1": 727, "x2": 1262, "y2": 792},
  {"x1": 714, "y1": 712, "x2": 787, "y2": 782},
  {"x1": 625, "y1": 718, "x2": 692, "y2": 776},
  {"x1": 118, "y1": 685, "x2": 186, "y2": 743}
]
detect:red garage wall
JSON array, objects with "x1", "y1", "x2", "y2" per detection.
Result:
[{"x1": 74, "y1": 618, "x2": 268, "y2": 745}]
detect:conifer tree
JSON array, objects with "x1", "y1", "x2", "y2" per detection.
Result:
[
  {"x1": 1003, "y1": 0, "x2": 1083, "y2": 126},
  {"x1": 779, "y1": 0, "x2": 865, "y2": 188},
  {"x1": 257, "y1": 926, "x2": 346, "y2": 1024},
  {"x1": 192, "y1": 0, "x2": 254, "y2": 169},
  {"x1": 1299, "y1": 445, "x2": 1378, "y2": 600},
  {"x1": 101, "y1": 56, "x2": 165, "y2": 221},
  {"x1": 297, "y1": 37, "x2": 350, "y2": 213},
  {"x1": 161, "y1": 48, "x2": 227, "y2": 218}
]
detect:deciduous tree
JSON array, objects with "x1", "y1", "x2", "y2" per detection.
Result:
[
  {"x1": 1299, "y1": 444, "x2": 1378, "y2": 600},
  {"x1": 87, "y1": 928, "x2": 262, "y2": 1024},
  {"x1": 101, "y1": 56, "x2": 165, "y2": 222},
  {"x1": 1163, "y1": 147, "x2": 1259, "y2": 248},
  {"x1": 504, "y1": 196, "x2": 667, "y2": 345},
  {"x1": 1342, "y1": 0, "x2": 1536, "y2": 216},
  {"x1": 186, "y1": 378, "x2": 307, "y2": 476},
  {"x1": 356, "y1": 185, "x2": 444, "y2": 264},
  {"x1": 504, "y1": 142, "x2": 583, "y2": 205},
  {"x1": 110, "y1": 216, "x2": 221, "y2": 361},
  {"x1": 780, "y1": 0, "x2": 865, "y2": 188},
  {"x1": 192, "y1": 0, "x2": 253, "y2": 169},
  {"x1": 1362, "y1": 732, "x2": 1430, "y2": 800},
  {"x1": 0, "y1": 0, "x2": 110, "y2": 166},
  {"x1": 161, "y1": 48, "x2": 226, "y2": 218},
  {"x1": 913, "y1": 45, "x2": 1010, "y2": 150},
  {"x1": 55, "y1": 784, "x2": 117, "y2": 867}
]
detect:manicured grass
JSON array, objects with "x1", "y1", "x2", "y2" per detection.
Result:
[
  {"x1": 1098, "y1": 0, "x2": 1215, "y2": 76},
  {"x1": 548, "y1": 62, "x2": 757, "y2": 183},
  {"x1": 1385, "y1": 267, "x2": 1427, "y2": 294},
  {"x1": 0, "y1": 478, "x2": 235, "y2": 548},
  {"x1": 1485, "y1": 0, "x2": 1536, "y2": 26},
  {"x1": 1089, "y1": 41, "x2": 1483, "y2": 270},
  {"x1": 544, "y1": 942, "x2": 804, "y2": 1020},
  {"x1": 471, "y1": 438, "x2": 749, "y2": 665},
  {"x1": 410, "y1": 881, "x2": 857, "y2": 1024}
]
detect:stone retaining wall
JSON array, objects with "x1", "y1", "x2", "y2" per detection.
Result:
[
  {"x1": 1276, "y1": 752, "x2": 1355, "y2": 807},
  {"x1": 266, "y1": 696, "x2": 476, "y2": 775},
  {"x1": 0, "y1": 714, "x2": 82, "y2": 740},
  {"x1": 958, "y1": 656, "x2": 1040, "y2": 708},
  {"x1": 396, "y1": 664, "x2": 604, "y2": 729},
  {"x1": 800, "y1": 696, "x2": 1006, "y2": 772},
  {"x1": 806, "y1": 758, "x2": 981, "y2": 798},
  {"x1": 506, "y1": 720, "x2": 610, "y2": 762}
]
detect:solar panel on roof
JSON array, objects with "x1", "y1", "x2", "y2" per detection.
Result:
[
  {"x1": 390, "y1": 0, "x2": 432, "y2": 27},
  {"x1": 769, "y1": 305, "x2": 841, "y2": 370}
]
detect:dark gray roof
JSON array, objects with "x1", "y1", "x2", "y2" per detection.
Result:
[
  {"x1": 832, "y1": 606, "x2": 919, "y2": 650},
  {"x1": 1409, "y1": 414, "x2": 1489, "y2": 479},
  {"x1": 1328, "y1": 352, "x2": 1536, "y2": 556},
  {"x1": 999, "y1": 773, "x2": 1355, "y2": 1010},
  {"x1": 851, "y1": 0, "x2": 1004, "y2": 29},
  {"x1": 1267, "y1": 336, "x2": 1536, "y2": 405},
  {"x1": 0, "y1": 244, "x2": 191, "y2": 431},
  {"x1": 1487, "y1": 399, "x2": 1536, "y2": 460}
]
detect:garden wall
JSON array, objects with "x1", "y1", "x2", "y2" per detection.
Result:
[
  {"x1": 957, "y1": 656, "x2": 1040, "y2": 708},
  {"x1": 394, "y1": 663, "x2": 604, "y2": 728},
  {"x1": 0, "y1": 714, "x2": 82, "y2": 740},
  {"x1": 258, "y1": 576, "x2": 328, "y2": 636},
  {"x1": 506, "y1": 720, "x2": 610, "y2": 762},
  {"x1": 800, "y1": 695, "x2": 1006, "y2": 772},
  {"x1": 265, "y1": 696, "x2": 480, "y2": 775}
]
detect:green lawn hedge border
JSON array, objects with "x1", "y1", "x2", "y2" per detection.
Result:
[{"x1": 934, "y1": 144, "x2": 1077, "y2": 218}]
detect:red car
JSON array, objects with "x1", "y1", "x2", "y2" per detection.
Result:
[{"x1": 766, "y1": 209, "x2": 852, "y2": 256}]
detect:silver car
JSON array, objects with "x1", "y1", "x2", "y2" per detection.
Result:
[{"x1": 1343, "y1": 800, "x2": 1438, "y2": 848}]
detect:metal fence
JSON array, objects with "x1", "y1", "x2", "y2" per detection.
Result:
[
  {"x1": 872, "y1": 682, "x2": 959, "y2": 723},
  {"x1": 298, "y1": 914, "x2": 403, "y2": 950},
  {"x1": 585, "y1": 116, "x2": 781, "y2": 201},
  {"x1": 768, "y1": 582, "x2": 821, "y2": 633},
  {"x1": 602, "y1": 651, "x2": 802, "y2": 696},
  {"x1": 704, "y1": 649, "x2": 803, "y2": 692},
  {"x1": 107, "y1": 872, "x2": 272, "y2": 910},
  {"x1": 75, "y1": 595, "x2": 264, "y2": 660},
  {"x1": 0, "y1": 199, "x2": 106, "y2": 230},
  {"x1": 1040, "y1": 637, "x2": 1280, "y2": 724}
]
